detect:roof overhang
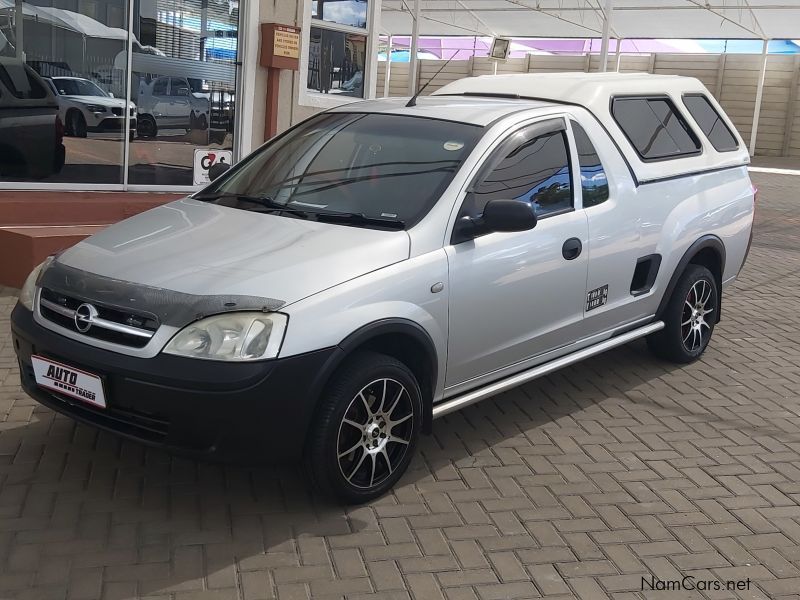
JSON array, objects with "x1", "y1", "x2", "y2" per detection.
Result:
[{"x1": 380, "y1": 1, "x2": 800, "y2": 40}]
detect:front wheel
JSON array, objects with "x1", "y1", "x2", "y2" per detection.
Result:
[
  {"x1": 68, "y1": 110, "x2": 87, "y2": 138},
  {"x1": 647, "y1": 264, "x2": 718, "y2": 363},
  {"x1": 304, "y1": 352, "x2": 421, "y2": 504}
]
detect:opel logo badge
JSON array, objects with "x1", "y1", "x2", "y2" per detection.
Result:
[{"x1": 74, "y1": 303, "x2": 98, "y2": 333}]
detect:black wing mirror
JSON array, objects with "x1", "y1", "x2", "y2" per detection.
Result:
[
  {"x1": 208, "y1": 162, "x2": 231, "y2": 181},
  {"x1": 482, "y1": 199, "x2": 538, "y2": 233},
  {"x1": 452, "y1": 199, "x2": 537, "y2": 244}
]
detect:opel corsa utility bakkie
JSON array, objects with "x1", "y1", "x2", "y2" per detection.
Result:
[{"x1": 11, "y1": 73, "x2": 755, "y2": 503}]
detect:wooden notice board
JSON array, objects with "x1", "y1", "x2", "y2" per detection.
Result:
[{"x1": 260, "y1": 23, "x2": 301, "y2": 71}]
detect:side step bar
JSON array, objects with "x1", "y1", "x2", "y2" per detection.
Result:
[{"x1": 432, "y1": 321, "x2": 664, "y2": 419}]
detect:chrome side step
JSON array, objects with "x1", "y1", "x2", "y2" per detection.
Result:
[{"x1": 432, "y1": 321, "x2": 665, "y2": 419}]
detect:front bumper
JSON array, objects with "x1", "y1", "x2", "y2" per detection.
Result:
[
  {"x1": 11, "y1": 304, "x2": 336, "y2": 463},
  {"x1": 89, "y1": 117, "x2": 137, "y2": 132}
]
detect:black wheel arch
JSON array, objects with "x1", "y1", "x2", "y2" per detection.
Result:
[
  {"x1": 656, "y1": 235, "x2": 726, "y2": 324},
  {"x1": 304, "y1": 319, "x2": 439, "y2": 438}
]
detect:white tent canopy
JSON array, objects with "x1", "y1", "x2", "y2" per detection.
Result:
[{"x1": 380, "y1": 0, "x2": 800, "y2": 40}]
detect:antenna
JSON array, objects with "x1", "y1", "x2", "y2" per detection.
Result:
[{"x1": 406, "y1": 51, "x2": 459, "y2": 107}]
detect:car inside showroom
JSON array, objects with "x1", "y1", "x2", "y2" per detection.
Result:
[{"x1": 2, "y1": 1, "x2": 800, "y2": 599}]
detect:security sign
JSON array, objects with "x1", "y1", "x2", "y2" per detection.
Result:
[{"x1": 193, "y1": 149, "x2": 233, "y2": 186}]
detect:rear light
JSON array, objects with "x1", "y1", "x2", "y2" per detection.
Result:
[{"x1": 55, "y1": 115, "x2": 64, "y2": 144}]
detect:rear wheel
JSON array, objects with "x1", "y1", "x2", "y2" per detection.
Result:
[
  {"x1": 647, "y1": 264, "x2": 718, "y2": 363},
  {"x1": 137, "y1": 114, "x2": 157, "y2": 138},
  {"x1": 304, "y1": 352, "x2": 421, "y2": 504}
]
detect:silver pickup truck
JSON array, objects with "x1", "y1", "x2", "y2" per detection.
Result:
[{"x1": 12, "y1": 73, "x2": 754, "y2": 503}]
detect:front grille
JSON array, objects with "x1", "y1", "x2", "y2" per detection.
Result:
[
  {"x1": 20, "y1": 362, "x2": 170, "y2": 442},
  {"x1": 39, "y1": 287, "x2": 159, "y2": 348},
  {"x1": 111, "y1": 107, "x2": 122, "y2": 116}
]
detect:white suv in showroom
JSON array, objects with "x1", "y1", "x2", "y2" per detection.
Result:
[
  {"x1": 46, "y1": 76, "x2": 137, "y2": 138},
  {"x1": 12, "y1": 73, "x2": 754, "y2": 503}
]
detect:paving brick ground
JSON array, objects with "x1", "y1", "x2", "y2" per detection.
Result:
[{"x1": 1, "y1": 171, "x2": 799, "y2": 600}]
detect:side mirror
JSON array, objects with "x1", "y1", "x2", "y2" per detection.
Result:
[
  {"x1": 208, "y1": 162, "x2": 231, "y2": 181},
  {"x1": 481, "y1": 199, "x2": 537, "y2": 233}
]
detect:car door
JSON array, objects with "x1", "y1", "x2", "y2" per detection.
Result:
[
  {"x1": 445, "y1": 117, "x2": 589, "y2": 390},
  {"x1": 566, "y1": 116, "x2": 650, "y2": 336},
  {"x1": 169, "y1": 78, "x2": 191, "y2": 128},
  {"x1": 149, "y1": 77, "x2": 170, "y2": 127}
]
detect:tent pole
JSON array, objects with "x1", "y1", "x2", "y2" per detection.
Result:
[
  {"x1": 384, "y1": 35, "x2": 392, "y2": 97},
  {"x1": 408, "y1": 0, "x2": 421, "y2": 95},
  {"x1": 615, "y1": 38, "x2": 623, "y2": 72},
  {"x1": 14, "y1": 0, "x2": 24, "y2": 59},
  {"x1": 749, "y1": 39, "x2": 769, "y2": 156},
  {"x1": 599, "y1": 0, "x2": 614, "y2": 73}
]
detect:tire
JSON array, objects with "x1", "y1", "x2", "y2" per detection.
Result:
[
  {"x1": 67, "y1": 110, "x2": 87, "y2": 138},
  {"x1": 304, "y1": 352, "x2": 422, "y2": 504},
  {"x1": 137, "y1": 115, "x2": 157, "y2": 138},
  {"x1": 647, "y1": 264, "x2": 718, "y2": 363}
]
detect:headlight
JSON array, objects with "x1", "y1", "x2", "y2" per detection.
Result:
[
  {"x1": 85, "y1": 104, "x2": 106, "y2": 113},
  {"x1": 163, "y1": 312, "x2": 287, "y2": 361},
  {"x1": 19, "y1": 256, "x2": 54, "y2": 311}
]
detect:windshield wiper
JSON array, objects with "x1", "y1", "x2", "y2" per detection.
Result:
[
  {"x1": 194, "y1": 193, "x2": 312, "y2": 218},
  {"x1": 194, "y1": 193, "x2": 285, "y2": 211},
  {"x1": 312, "y1": 212, "x2": 406, "y2": 230}
]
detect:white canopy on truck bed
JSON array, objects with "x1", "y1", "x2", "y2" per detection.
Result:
[{"x1": 433, "y1": 72, "x2": 751, "y2": 183}]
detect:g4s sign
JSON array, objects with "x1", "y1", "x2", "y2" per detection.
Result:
[{"x1": 194, "y1": 149, "x2": 233, "y2": 186}]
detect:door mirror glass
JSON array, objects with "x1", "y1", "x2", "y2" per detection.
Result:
[
  {"x1": 482, "y1": 199, "x2": 537, "y2": 233},
  {"x1": 208, "y1": 162, "x2": 231, "y2": 182}
]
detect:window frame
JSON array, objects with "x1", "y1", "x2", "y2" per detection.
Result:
[
  {"x1": 299, "y1": 0, "x2": 380, "y2": 109},
  {"x1": 610, "y1": 94, "x2": 703, "y2": 163},
  {"x1": 569, "y1": 119, "x2": 610, "y2": 209},
  {"x1": 451, "y1": 117, "x2": 575, "y2": 244},
  {"x1": 681, "y1": 93, "x2": 740, "y2": 153}
]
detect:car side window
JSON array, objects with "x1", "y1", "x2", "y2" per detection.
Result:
[
  {"x1": 611, "y1": 96, "x2": 701, "y2": 161},
  {"x1": 463, "y1": 128, "x2": 573, "y2": 220},
  {"x1": 571, "y1": 121, "x2": 609, "y2": 208},
  {"x1": 682, "y1": 94, "x2": 739, "y2": 152},
  {"x1": 170, "y1": 78, "x2": 190, "y2": 97},
  {"x1": 0, "y1": 63, "x2": 47, "y2": 99},
  {"x1": 153, "y1": 78, "x2": 168, "y2": 96}
]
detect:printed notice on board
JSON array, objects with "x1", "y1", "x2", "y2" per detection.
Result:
[{"x1": 274, "y1": 26, "x2": 300, "y2": 59}]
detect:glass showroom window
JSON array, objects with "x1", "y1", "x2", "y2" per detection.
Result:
[
  {"x1": 307, "y1": 1, "x2": 369, "y2": 99},
  {"x1": 128, "y1": 0, "x2": 240, "y2": 186},
  {"x1": 0, "y1": 0, "x2": 240, "y2": 188},
  {"x1": 0, "y1": 0, "x2": 129, "y2": 185}
]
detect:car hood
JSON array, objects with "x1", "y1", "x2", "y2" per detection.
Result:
[
  {"x1": 56, "y1": 199, "x2": 411, "y2": 306},
  {"x1": 62, "y1": 95, "x2": 131, "y2": 109}
]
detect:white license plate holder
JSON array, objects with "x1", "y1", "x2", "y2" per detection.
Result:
[{"x1": 31, "y1": 355, "x2": 107, "y2": 409}]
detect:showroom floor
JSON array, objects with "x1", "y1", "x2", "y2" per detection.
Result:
[{"x1": 0, "y1": 171, "x2": 798, "y2": 600}]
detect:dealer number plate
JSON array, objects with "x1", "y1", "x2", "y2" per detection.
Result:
[{"x1": 31, "y1": 356, "x2": 106, "y2": 409}]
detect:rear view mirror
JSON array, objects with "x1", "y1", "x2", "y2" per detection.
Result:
[
  {"x1": 208, "y1": 162, "x2": 231, "y2": 181},
  {"x1": 452, "y1": 198, "x2": 537, "y2": 244},
  {"x1": 482, "y1": 199, "x2": 537, "y2": 233}
]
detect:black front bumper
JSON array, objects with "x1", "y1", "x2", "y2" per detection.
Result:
[{"x1": 11, "y1": 304, "x2": 338, "y2": 463}]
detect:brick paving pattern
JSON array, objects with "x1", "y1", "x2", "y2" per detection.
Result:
[{"x1": 1, "y1": 171, "x2": 799, "y2": 599}]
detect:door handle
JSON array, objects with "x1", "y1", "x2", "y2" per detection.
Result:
[{"x1": 562, "y1": 237, "x2": 583, "y2": 260}]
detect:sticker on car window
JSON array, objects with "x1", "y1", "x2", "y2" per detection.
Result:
[{"x1": 443, "y1": 141, "x2": 465, "y2": 151}]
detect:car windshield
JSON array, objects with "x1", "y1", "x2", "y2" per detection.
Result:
[
  {"x1": 195, "y1": 112, "x2": 483, "y2": 228},
  {"x1": 52, "y1": 78, "x2": 108, "y2": 97}
]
